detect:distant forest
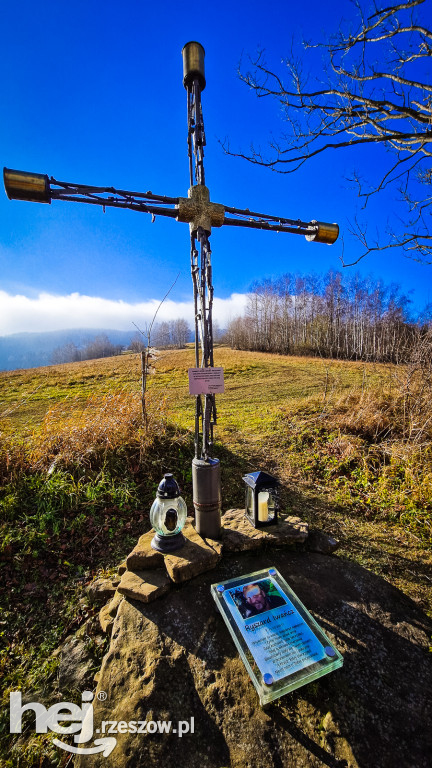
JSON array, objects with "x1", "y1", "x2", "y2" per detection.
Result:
[
  {"x1": 225, "y1": 271, "x2": 431, "y2": 364},
  {"x1": 51, "y1": 320, "x2": 192, "y2": 364},
  {"x1": 51, "y1": 333, "x2": 124, "y2": 364}
]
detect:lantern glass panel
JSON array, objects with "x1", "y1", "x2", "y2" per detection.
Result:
[
  {"x1": 258, "y1": 489, "x2": 276, "y2": 523},
  {"x1": 150, "y1": 496, "x2": 187, "y2": 537},
  {"x1": 245, "y1": 486, "x2": 254, "y2": 520},
  {"x1": 243, "y1": 470, "x2": 279, "y2": 527}
]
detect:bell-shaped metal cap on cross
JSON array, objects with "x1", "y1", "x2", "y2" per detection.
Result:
[
  {"x1": 182, "y1": 41, "x2": 206, "y2": 90},
  {"x1": 4, "y1": 168, "x2": 51, "y2": 203}
]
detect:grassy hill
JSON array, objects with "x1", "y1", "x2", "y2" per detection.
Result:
[{"x1": 1, "y1": 347, "x2": 431, "y2": 765}]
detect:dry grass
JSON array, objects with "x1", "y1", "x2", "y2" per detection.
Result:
[
  {"x1": 0, "y1": 347, "x2": 430, "y2": 561},
  {"x1": 31, "y1": 392, "x2": 144, "y2": 468},
  {"x1": 150, "y1": 346, "x2": 387, "y2": 439},
  {"x1": 0, "y1": 353, "x2": 142, "y2": 431}
]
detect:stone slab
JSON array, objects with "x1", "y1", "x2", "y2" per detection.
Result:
[
  {"x1": 220, "y1": 509, "x2": 266, "y2": 551},
  {"x1": 58, "y1": 635, "x2": 93, "y2": 691},
  {"x1": 86, "y1": 576, "x2": 120, "y2": 605},
  {"x1": 117, "y1": 568, "x2": 171, "y2": 604},
  {"x1": 99, "y1": 590, "x2": 124, "y2": 634},
  {"x1": 221, "y1": 509, "x2": 308, "y2": 552},
  {"x1": 306, "y1": 529, "x2": 339, "y2": 555},
  {"x1": 126, "y1": 530, "x2": 165, "y2": 571},
  {"x1": 163, "y1": 518, "x2": 222, "y2": 584},
  {"x1": 261, "y1": 514, "x2": 308, "y2": 545}
]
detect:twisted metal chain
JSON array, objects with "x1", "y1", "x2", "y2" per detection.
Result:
[{"x1": 187, "y1": 78, "x2": 216, "y2": 459}]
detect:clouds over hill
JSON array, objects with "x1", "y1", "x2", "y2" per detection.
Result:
[{"x1": 0, "y1": 290, "x2": 248, "y2": 335}]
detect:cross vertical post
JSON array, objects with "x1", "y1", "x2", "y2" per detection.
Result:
[{"x1": 183, "y1": 42, "x2": 222, "y2": 539}]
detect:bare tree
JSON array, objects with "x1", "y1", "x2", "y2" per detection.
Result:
[
  {"x1": 51, "y1": 341, "x2": 81, "y2": 364},
  {"x1": 132, "y1": 272, "x2": 180, "y2": 427},
  {"x1": 226, "y1": 269, "x2": 417, "y2": 362},
  {"x1": 151, "y1": 318, "x2": 191, "y2": 348},
  {"x1": 212, "y1": 319, "x2": 222, "y2": 343},
  {"x1": 226, "y1": 0, "x2": 432, "y2": 263},
  {"x1": 128, "y1": 332, "x2": 147, "y2": 354},
  {"x1": 153, "y1": 321, "x2": 171, "y2": 349},
  {"x1": 169, "y1": 318, "x2": 191, "y2": 348},
  {"x1": 83, "y1": 334, "x2": 121, "y2": 360}
]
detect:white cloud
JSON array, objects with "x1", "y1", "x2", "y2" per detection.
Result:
[{"x1": 0, "y1": 290, "x2": 248, "y2": 335}]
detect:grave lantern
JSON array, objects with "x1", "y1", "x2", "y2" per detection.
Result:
[
  {"x1": 150, "y1": 474, "x2": 187, "y2": 553},
  {"x1": 242, "y1": 471, "x2": 279, "y2": 528}
]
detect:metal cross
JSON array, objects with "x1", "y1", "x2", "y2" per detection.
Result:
[{"x1": 3, "y1": 41, "x2": 339, "y2": 538}]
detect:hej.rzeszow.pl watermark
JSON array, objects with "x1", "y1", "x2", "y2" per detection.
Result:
[{"x1": 10, "y1": 690, "x2": 195, "y2": 757}]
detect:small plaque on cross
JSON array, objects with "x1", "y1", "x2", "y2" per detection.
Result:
[{"x1": 188, "y1": 367, "x2": 225, "y2": 395}]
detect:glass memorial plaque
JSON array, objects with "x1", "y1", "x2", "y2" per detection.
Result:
[{"x1": 211, "y1": 566, "x2": 343, "y2": 705}]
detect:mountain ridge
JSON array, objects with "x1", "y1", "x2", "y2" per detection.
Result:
[{"x1": 0, "y1": 328, "x2": 138, "y2": 371}]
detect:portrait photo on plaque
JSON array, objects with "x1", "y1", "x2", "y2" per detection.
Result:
[
  {"x1": 223, "y1": 575, "x2": 327, "y2": 681},
  {"x1": 228, "y1": 578, "x2": 287, "y2": 619}
]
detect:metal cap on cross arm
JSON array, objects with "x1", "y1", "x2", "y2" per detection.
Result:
[
  {"x1": 306, "y1": 220, "x2": 339, "y2": 244},
  {"x1": 3, "y1": 168, "x2": 51, "y2": 204}
]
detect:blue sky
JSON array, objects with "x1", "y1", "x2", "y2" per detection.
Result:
[{"x1": 1, "y1": 0, "x2": 431, "y2": 334}]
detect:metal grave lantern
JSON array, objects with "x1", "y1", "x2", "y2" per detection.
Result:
[
  {"x1": 150, "y1": 474, "x2": 187, "y2": 553},
  {"x1": 243, "y1": 471, "x2": 279, "y2": 528}
]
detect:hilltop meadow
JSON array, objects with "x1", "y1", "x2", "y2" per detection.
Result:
[{"x1": 1, "y1": 346, "x2": 431, "y2": 765}]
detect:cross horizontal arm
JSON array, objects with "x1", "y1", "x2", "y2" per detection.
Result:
[
  {"x1": 225, "y1": 203, "x2": 311, "y2": 224},
  {"x1": 3, "y1": 168, "x2": 179, "y2": 220},
  {"x1": 223, "y1": 204, "x2": 339, "y2": 243},
  {"x1": 51, "y1": 179, "x2": 179, "y2": 205},
  {"x1": 50, "y1": 192, "x2": 179, "y2": 219},
  {"x1": 4, "y1": 167, "x2": 339, "y2": 243},
  {"x1": 224, "y1": 215, "x2": 315, "y2": 236},
  {"x1": 223, "y1": 215, "x2": 339, "y2": 243}
]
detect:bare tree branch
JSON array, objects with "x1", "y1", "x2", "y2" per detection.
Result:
[
  {"x1": 225, "y1": 0, "x2": 432, "y2": 262},
  {"x1": 132, "y1": 271, "x2": 180, "y2": 427}
]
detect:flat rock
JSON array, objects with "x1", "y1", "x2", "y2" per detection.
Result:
[
  {"x1": 126, "y1": 531, "x2": 164, "y2": 571},
  {"x1": 58, "y1": 635, "x2": 93, "y2": 692},
  {"x1": 76, "y1": 550, "x2": 432, "y2": 768},
  {"x1": 86, "y1": 576, "x2": 120, "y2": 605},
  {"x1": 163, "y1": 519, "x2": 222, "y2": 583},
  {"x1": 99, "y1": 590, "x2": 124, "y2": 633},
  {"x1": 117, "y1": 561, "x2": 127, "y2": 575},
  {"x1": 221, "y1": 509, "x2": 308, "y2": 551},
  {"x1": 220, "y1": 509, "x2": 266, "y2": 551},
  {"x1": 261, "y1": 514, "x2": 308, "y2": 545},
  {"x1": 307, "y1": 528, "x2": 340, "y2": 555},
  {"x1": 117, "y1": 569, "x2": 171, "y2": 604}
]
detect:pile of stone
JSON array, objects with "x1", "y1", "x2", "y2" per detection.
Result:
[{"x1": 94, "y1": 510, "x2": 310, "y2": 634}]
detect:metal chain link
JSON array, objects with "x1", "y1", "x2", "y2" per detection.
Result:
[{"x1": 187, "y1": 78, "x2": 216, "y2": 459}]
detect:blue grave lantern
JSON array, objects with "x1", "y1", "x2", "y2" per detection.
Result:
[
  {"x1": 242, "y1": 471, "x2": 279, "y2": 528},
  {"x1": 150, "y1": 474, "x2": 187, "y2": 553}
]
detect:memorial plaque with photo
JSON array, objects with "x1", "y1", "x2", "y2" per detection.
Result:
[{"x1": 211, "y1": 567, "x2": 343, "y2": 705}]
